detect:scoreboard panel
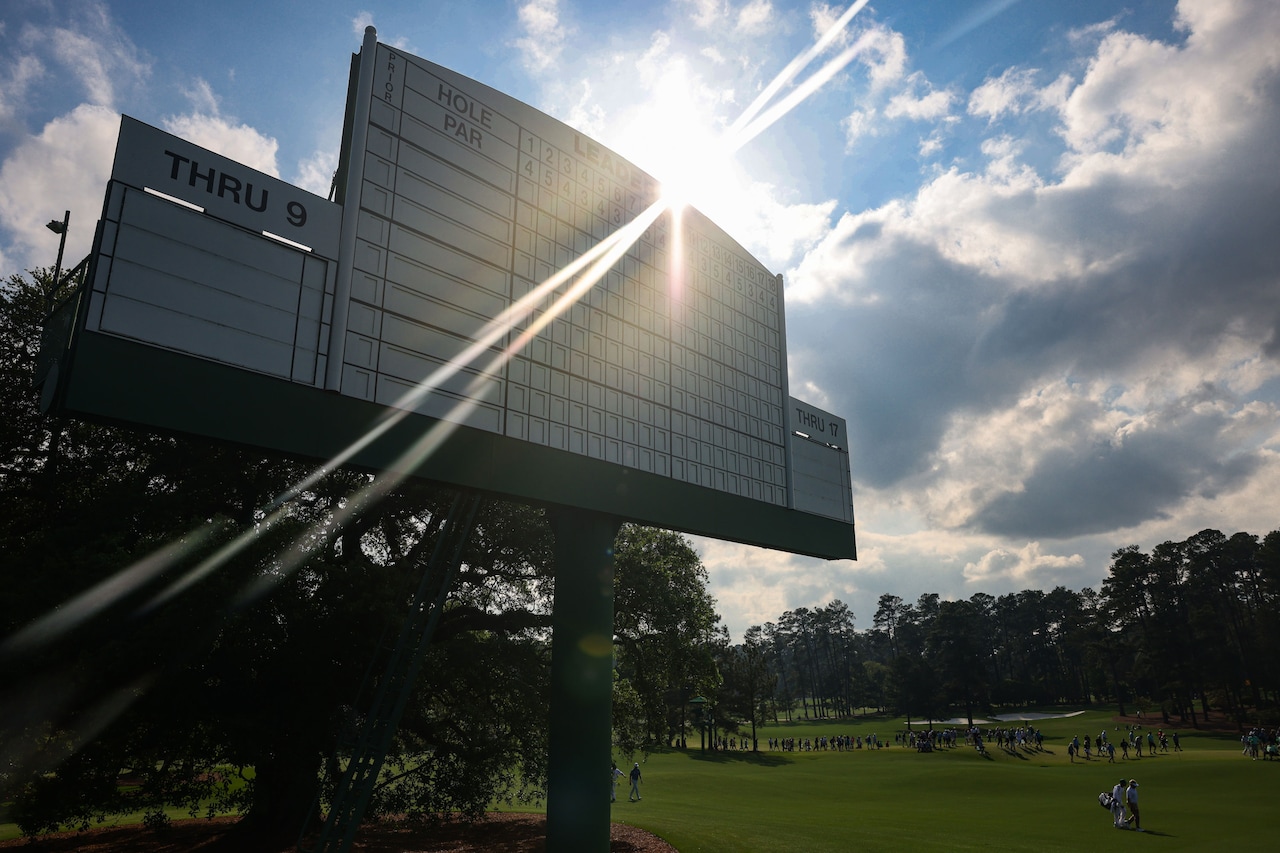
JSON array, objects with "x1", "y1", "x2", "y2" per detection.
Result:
[{"x1": 341, "y1": 44, "x2": 793, "y2": 508}]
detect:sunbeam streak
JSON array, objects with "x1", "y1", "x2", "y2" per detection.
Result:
[
  {"x1": 4, "y1": 1, "x2": 871, "y2": 752},
  {"x1": 656, "y1": 0, "x2": 869, "y2": 207},
  {"x1": 6, "y1": 0, "x2": 865, "y2": 655},
  {"x1": 240, "y1": 199, "x2": 671, "y2": 602},
  {"x1": 0, "y1": 524, "x2": 223, "y2": 662},
  {"x1": 264, "y1": 211, "x2": 651, "y2": 514},
  {"x1": 730, "y1": 0, "x2": 871, "y2": 136},
  {"x1": 727, "y1": 33, "x2": 875, "y2": 153}
]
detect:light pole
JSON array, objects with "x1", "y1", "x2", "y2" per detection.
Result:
[{"x1": 45, "y1": 209, "x2": 70, "y2": 311}]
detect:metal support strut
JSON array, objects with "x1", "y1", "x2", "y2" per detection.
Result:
[
  {"x1": 300, "y1": 491, "x2": 483, "y2": 853},
  {"x1": 545, "y1": 509, "x2": 623, "y2": 852}
]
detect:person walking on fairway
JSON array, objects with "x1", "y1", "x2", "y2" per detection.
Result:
[
  {"x1": 1125, "y1": 779, "x2": 1142, "y2": 831},
  {"x1": 610, "y1": 762, "x2": 624, "y2": 802},
  {"x1": 1111, "y1": 778, "x2": 1127, "y2": 828},
  {"x1": 629, "y1": 762, "x2": 642, "y2": 801}
]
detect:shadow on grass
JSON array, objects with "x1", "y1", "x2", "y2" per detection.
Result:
[{"x1": 684, "y1": 749, "x2": 790, "y2": 767}]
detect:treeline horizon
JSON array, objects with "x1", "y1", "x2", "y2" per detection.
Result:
[
  {"x1": 706, "y1": 527, "x2": 1280, "y2": 741},
  {"x1": 3, "y1": 268, "x2": 1275, "y2": 842}
]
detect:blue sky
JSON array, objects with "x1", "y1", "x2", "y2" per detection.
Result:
[{"x1": 3, "y1": 0, "x2": 1279, "y2": 640}]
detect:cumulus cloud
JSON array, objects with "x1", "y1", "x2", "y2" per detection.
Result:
[
  {"x1": 351, "y1": 12, "x2": 375, "y2": 35},
  {"x1": 514, "y1": 0, "x2": 568, "y2": 73},
  {"x1": 736, "y1": 0, "x2": 774, "y2": 35},
  {"x1": 963, "y1": 541, "x2": 1084, "y2": 585},
  {"x1": 0, "y1": 104, "x2": 119, "y2": 274},
  {"x1": 0, "y1": 1, "x2": 152, "y2": 271},
  {"x1": 45, "y1": 6, "x2": 149, "y2": 108},
  {"x1": 855, "y1": 23, "x2": 907, "y2": 90},
  {"x1": 680, "y1": 0, "x2": 730, "y2": 30},
  {"x1": 841, "y1": 108, "x2": 875, "y2": 149},
  {"x1": 968, "y1": 67, "x2": 1042, "y2": 121},
  {"x1": 0, "y1": 54, "x2": 45, "y2": 128},
  {"x1": 294, "y1": 148, "x2": 338, "y2": 199},
  {"x1": 883, "y1": 72, "x2": 953, "y2": 121},
  {"x1": 696, "y1": 537, "x2": 868, "y2": 636},
  {"x1": 786, "y1": 0, "x2": 1280, "y2": 549},
  {"x1": 163, "y1": 82, "x2": 280, "y2": 176}
]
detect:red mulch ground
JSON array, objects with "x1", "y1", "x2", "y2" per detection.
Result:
[{"x1": 0, "y1": 814, "x2": 676, "y2": 852}]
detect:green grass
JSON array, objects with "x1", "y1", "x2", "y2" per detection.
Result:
[
  {"x1": 0, "y1": 803, "x2": 217, "y2": 842},
  {"x1": 603, "y1": 710, "x2": 1277, "y2": 852},
  {"x1": 5, "y1": 710, "x2": 1274, "y2": 849}
]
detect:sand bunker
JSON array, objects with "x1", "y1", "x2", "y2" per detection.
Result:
[{"x1": 902, "y1": 710, "x2": 1086, "y2": 725}]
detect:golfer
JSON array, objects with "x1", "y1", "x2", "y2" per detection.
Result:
[
  {"x1": 629, "y1": 762, "x2": 642, "y2": 801},
  {"x1": 1125, "y1": 779, "x2": 1142, "y2": 831}
]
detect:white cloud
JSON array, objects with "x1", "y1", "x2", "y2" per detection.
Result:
[
  {"x1": 294, "y1": 148, "x2": 337, "y2": 199},
  {"x1": 680, "y1": 0, "x2": 729, "y2": 30},
  {"x1": 563, "y1": 79, "x2": 608, "y2": 140},
  {"x1": 179, "y1": 78, "x2": 220, "y2": 118},
  {"x1": 0, "y1": 1, "x2": 156, "y2": 271},
  {"x1": 736, "y1": 0, "x2": 774, "y2": 35},
  {"x1": 0, "y1": 104, "x2": 119, "y2": 274},
  {"x1": 968, "y1": 67, "x2": 1041, "y2": 121},
  {"x1": 918, "y1": 132, "x2": 944, "y2": 157},
  {"x1": 856, "y1": 23, "x2": 907, "y2": 90},
  {"x1": 514, "y1": 0, "x2": 568, "y2": 73},
  {"x1": 163, "y1": 99, "x2": 280, "y2": 179},
  {"x1": 786, "y1": 0, "x2": 1280, "y2": 561},
  {"x1": 0, "y1": 55, "x2": 45, "y2": 127},
  {"x1": 47, "y1": 13, "x2": 148, "y2": 108},
  {"x1": 841, "y1": 108, "x2": 875, "y2": 149},
  {"x1": 963, "y1": 542, "x2": 1085, "y2": 585},
  {"x1": 884, "y1": 83, "x2": 953, "y2": 121},
  {"x1": 163, "y1": 113, "x2": 279, "y2": 175},
  {"x1": 697, "y1": 537, "x2": 869, "y2": 637},
  {"x1": 0, "y1": 1, "x2": 148, "y2": 129},
  {"x1": 698, "y1": 180, "x2": 835, "y2": 272},
  {"x1": 809, "y1": 3, "x2": 851, "y2": 47},
  {"x1": 837, "y1": 29, "x2": 948, "y2": 156}
]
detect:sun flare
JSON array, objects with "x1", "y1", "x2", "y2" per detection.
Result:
[{"x1": 618, "y1": 70, "x2": 740, "y2": 216}]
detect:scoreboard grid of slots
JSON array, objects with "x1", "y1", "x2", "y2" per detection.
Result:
[{"x1": 349, "y1": 43, "x2": 791, "y2": 506}]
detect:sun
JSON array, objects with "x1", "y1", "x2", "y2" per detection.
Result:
[{"x1": 615, "y1": 69, "x2": 741, "y2": 215}]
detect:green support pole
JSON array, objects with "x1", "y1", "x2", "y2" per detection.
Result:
[{"x1": 546, "y1": 509, "x2": 622, "y2": 852}]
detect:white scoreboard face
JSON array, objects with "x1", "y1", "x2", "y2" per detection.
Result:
[
  {"x1": 58, "y1": 38, "x2": 853, "y2": 557},
  {"x1": 341, "y1": 44, "x2": 794, "y2": 509}
]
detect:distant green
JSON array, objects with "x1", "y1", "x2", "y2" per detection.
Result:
[
  {"x1": 6, "y1": 709, "x2": 1273, "y2": 850},
  {"x1": 601, "y1": 710, "x2": 1275, "y2": 852}
]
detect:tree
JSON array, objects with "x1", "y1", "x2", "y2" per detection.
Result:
[
  {"x1": 717, "y1": 625, "x2": 775, "y2": 750},
  {"x1": 890, "y1": 653, "x2": 939, "y2": 728},
  {"x1": 611, "y1": 525, "x2": 720, "y2": 747},
  {"x1": 762, "y1": 620, "x2": 796, "y2": 721},
  {"x1": 928, "y1": 599, "x2": 989, "y2": 725},
  {"x1": 1, "y1": 269, "x2": 561, "y2": 846},
  {"x1": 873, "y1": 594, "x2": 907, "y2": 660}
]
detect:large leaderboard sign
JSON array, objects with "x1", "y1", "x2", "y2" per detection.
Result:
[
  {"x1": 44, "y1": 33, "x2": 854, "y2": 559},
  {"x1": 339, "y1": 44, "x2": 799, "y2": 512}
]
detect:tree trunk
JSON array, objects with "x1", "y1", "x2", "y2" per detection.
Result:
[{"x1": 219, "y1": 741, "x2": 320, "y2": 852}]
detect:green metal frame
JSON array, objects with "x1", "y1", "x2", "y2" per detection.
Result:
[{"x1": 49, "y1": 329, "x2": 855, "y2": 560}]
